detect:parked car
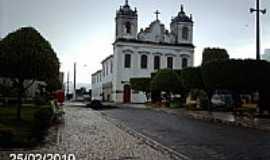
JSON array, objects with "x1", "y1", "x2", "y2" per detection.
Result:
[
  {"x1": 211, "y1": 94, "x2": 233, "y2": 110},
  {"x1": 87, "y1": 100, "x2": 103, "y2": 109}
]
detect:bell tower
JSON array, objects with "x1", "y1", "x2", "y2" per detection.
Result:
[
  {"x1": 170, "y1": 5, "x2": 193, "y2": 44},
  {"x1": 115, "y1": 0, "x2": 138, "y2": 40}
]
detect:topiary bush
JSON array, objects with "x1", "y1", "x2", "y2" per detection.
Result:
[
  {"x1": 31, "y1": 106, "x2": 54, "y2": 142},
  {"x1": 0, "y1": 124, "x2": 16, "y2": 146},
  {"x1": 34, "y1": 106, "x2": 54, "y2": 128},
  {"x1": 34, "y1": 96, "x2": 48, "y2": 106}
]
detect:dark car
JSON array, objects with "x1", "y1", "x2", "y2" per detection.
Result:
[{"x1": 87, "y1": 100, "x2": 103, "y2": 109}]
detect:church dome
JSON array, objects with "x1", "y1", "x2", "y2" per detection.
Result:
[
  {"x1": 117, "y1": 0, "x2": 137, "y2": 16},
  {"x1": 172, "y1": 5, "x2": 193, "y2": 23}
]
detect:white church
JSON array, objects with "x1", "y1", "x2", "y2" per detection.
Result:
[{"x1": 92, "y1": 0, "x2": 195, "y2": 103}]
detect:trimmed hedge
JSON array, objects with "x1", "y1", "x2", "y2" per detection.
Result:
[
  {"x1": 0, "y1": 123, "x2": 16, "y2": 146},
  {"x1": 34, "y1": 106, "x2": 54, "y2": 128}
]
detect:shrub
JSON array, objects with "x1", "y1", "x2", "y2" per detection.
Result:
[
  {"x1": 34, "y1": 96, "x2": 48, "y2": 106},
  {"x1": 34, "y1": 106, "x2": 54, "y2": 128},
  {"x1": 169, "y1": 98, "x2": 183, "y2": 108},
  {"x1": 31, "y1": 107, "x2": 54, "y2": 142},
  {"x1": 0, "y1": 124, "x2": 16, "y2": 146}
]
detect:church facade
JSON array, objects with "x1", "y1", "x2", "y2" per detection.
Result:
[{"x1": 92, "y1": 1, "x2": 195, "y2": 103}]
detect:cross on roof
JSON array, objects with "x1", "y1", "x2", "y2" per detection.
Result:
[{"x1": 154, "y1": 10, "x2": 160, "y2": 20}]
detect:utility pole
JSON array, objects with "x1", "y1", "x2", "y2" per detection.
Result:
[
  {"x1": 74, "y1": 62, "x2": 77, "y2": 100},
  {"x1": 67, "y1": 71, "x2": 70, "y2": 95},
  {"x1": 250, "y1": 0, "x2": 267, "y2": 60}
]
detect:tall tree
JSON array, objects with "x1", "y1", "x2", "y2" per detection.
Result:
[
  {"x1": 130, "y1": 78, "x2": 151, "y2": 101},
  {"x1": 202, "y1": 47, "x2": 229, "y2": 65},
  {"x1": 0, "y1": 27, "x2": 60, "y2": 120},
  {"x1": 150, "y1": 69, "x2": 183, "y2": 101},
  {"x1": 181, "y1": 67, "x2": 204, "y2": 90},
  {"x1": 201, "y1": 59, "x2": 270, "y2": 110}
]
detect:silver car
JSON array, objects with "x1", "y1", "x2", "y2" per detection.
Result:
[{"x1": 211, "y1": 94, "x2": 233, "y2": 108}]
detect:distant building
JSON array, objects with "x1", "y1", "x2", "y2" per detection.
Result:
[
  {"x1": 91, "y1": 1, "x2": 195, "y2": 103},
  {"x1": 262, "y1": 49, "x2": 270, "y2": 62},
  {"x1": 0, "y1": 78, "x2": 45, "y2": 98},
  {"x1": 0, "y1": 72, "x2": 64, "y2": 99},
  {"x1": 91, "y1": 70, "x2": 103, "y2": 101}
]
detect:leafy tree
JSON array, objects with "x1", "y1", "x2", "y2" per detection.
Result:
[
  {"x1": 201, "y1": 59, "x2": 270, "y2": 91},
  {"x1": 45, "y1": 77, "x2": 62, "y2": 93},
  {"x1": 150, "y1": 69, "x2": 183, "y2": 101},
  {"x1": 201, "y1": 59, "x2": 270, "y2": 110},
  {"x1": 130, "y1": 78, "x2": 151, "y2": 101},
  {"x1": 202, "y1": 48, "x2": 229, "y2": 65},
  {"x1": 0, "y1": 27, "x2": 60, "y2": 120},
  {"x1": 181, "y1": 67, "x2": 204, "y2": 90}
]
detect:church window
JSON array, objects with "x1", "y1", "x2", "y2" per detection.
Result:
[
  {"x1": 125, "y1": 22, "x2": 131, "y2": 34},
  {"x1": 106, "y1": 63, "x2": 108, "y2": 75},
  {"x1": 102, "y1": 64, "x2": 105, "y2": 77},
  {"x1": 182, "y1": 27, "x2": 189, "y2": 40},
  {"x1": 167, "y1": 57, "x2": 173, "y2": 69},
  {"x1": 154, "y1": 56, "x2": 160, "y2": 70},
  {"x1": 141, "y1": 55, "x2": 148, "y2": 69},
  {"x1": 124, "y1": 54, "x2": 131, "y2": 68},
  {"x1": 110, "y1": 61, "x2": 113, "y2": 73},
  {"x1": 182, "y1": 58, "x2": 188, "y2": 68}
]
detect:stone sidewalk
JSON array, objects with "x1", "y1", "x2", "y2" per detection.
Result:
[{"x1": 0, "y1": 105, "x2": 181, "y2": 160}]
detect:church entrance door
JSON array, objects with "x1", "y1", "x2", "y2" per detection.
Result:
[{"x1": 123, "y1": 85, "x2": 131, "y2": 103}]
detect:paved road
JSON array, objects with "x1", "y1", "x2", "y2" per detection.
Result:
[{"x1": 100, "y1": 106, "x2": 270, "y2": 160}]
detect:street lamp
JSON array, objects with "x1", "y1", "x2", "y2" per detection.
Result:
[
  {"x1": 73, "y1": 62, "x2": 90, "y2": 101},
  {"x1": 74, "y1": 62, "x2": 77, "y2": 101},
  {"x1": 250, "y1": 0, "x2": 267, "y2": 60}
]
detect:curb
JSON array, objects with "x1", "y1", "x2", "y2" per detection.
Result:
[
  {"x1": 98, "y1": 112, "x2": 192, "y2": 160},
  {"x1": 150, "y1": 107, "x2": 270, "y2": 132},
  {"x1": 184, "y1": 112, "x2": 270, "y2": 132}
]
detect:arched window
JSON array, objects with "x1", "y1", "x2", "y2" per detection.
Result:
[
  {"x1": 167, "y1": 57, "x2": 173, "y2": 69},
  {"x1": 125, "y1": 22, "x2": 131, "y2": 34},
  {"x1": 182, "y1": 27, "x2": 189, "y2": 40},
  {"x1": 141, "y1": 55, "x2": 148, "y2": 69},
  {"x1": 154, "y1": 56, "x2": 160, "y2": 70},
  {"x1": 182, "y1": 58, "x2": 188, "y2": 68},
  {"x1": 124, "y1": 54, "x2": 131, "y2": 68}
]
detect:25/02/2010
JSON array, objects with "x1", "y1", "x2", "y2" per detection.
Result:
[{"x1": 9, "y1": 153, "x2": 76, "y2": 160}]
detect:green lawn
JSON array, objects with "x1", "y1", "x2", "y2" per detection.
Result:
[{"x1": 0, "y1": 104, "x2": 48, "y2": 147}]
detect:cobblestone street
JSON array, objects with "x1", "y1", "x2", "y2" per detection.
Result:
[
  {"x1": 0, "y1": 105, "x2": 177, "y2": 160},
  {"x1": 100, "y1": 105, "x2": 270, "y2": 160}
]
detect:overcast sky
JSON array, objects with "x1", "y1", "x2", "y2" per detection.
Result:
[{"x1": 1, "y1": 0, "x2": 270, "y2": 88}]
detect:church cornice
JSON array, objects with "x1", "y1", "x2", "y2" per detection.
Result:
[
  {"x1": 113, "y1": 38, "x2": 195, "y2": 48},
  {"x1": 101, "y1": 54, "x2": 114, "y2": 64}
]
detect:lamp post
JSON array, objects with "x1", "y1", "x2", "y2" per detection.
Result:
[
  {"x1": 67, "y1": 71, "x2": 70, "y2": 95},
  {"x1": 74, "y1": 62, "x2": 77, "y2": 101},
  {"x1": 250, "y1": 0, "x2": 267, "y2": 60}
]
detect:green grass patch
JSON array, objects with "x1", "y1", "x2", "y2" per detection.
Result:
[{"x1": 0, "y1": 104, "x2": 49, "y2": 147}]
